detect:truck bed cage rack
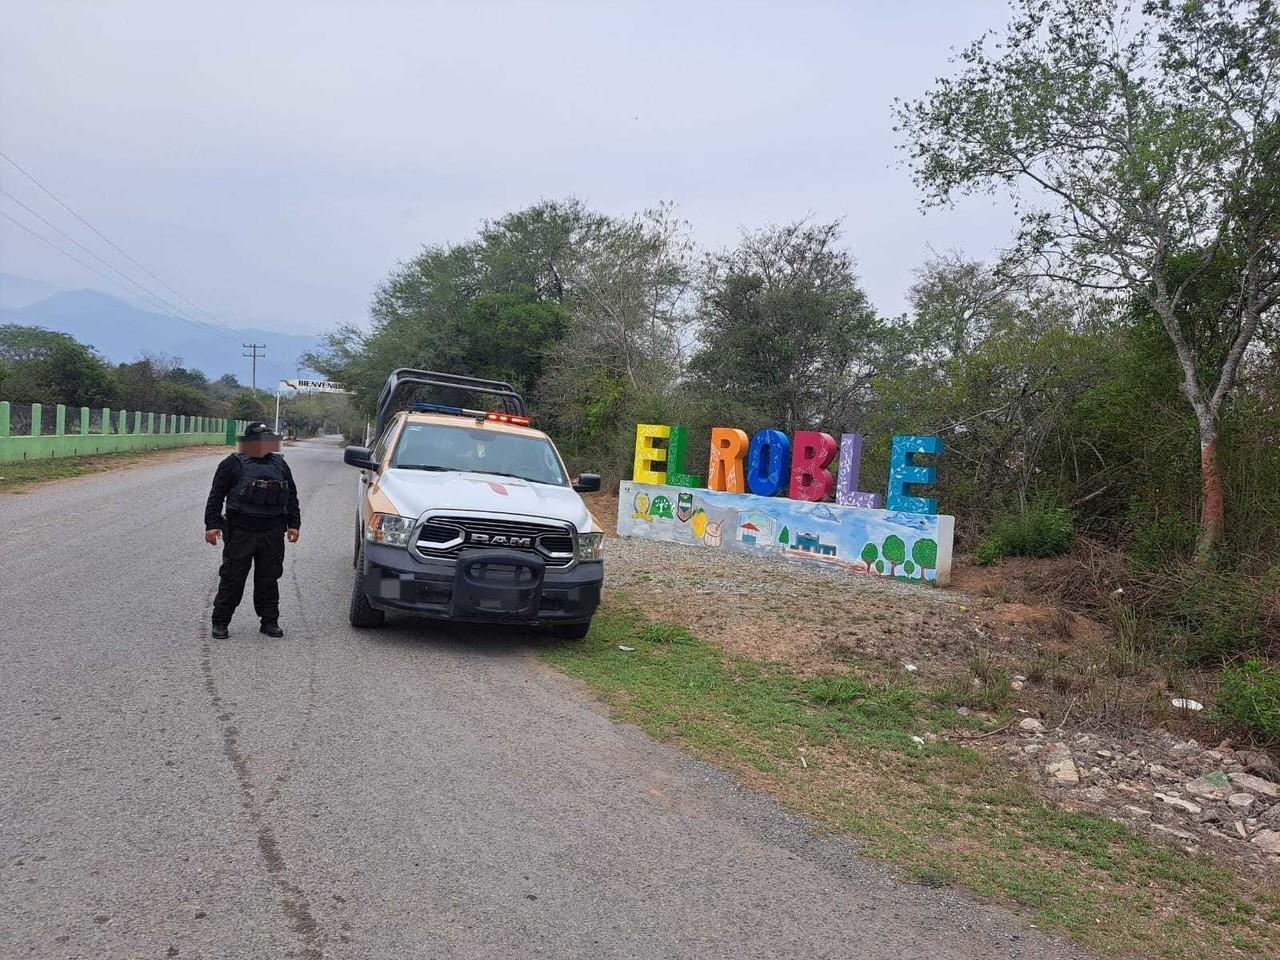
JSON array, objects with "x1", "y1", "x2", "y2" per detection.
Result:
[{"x1": 375, "y1": 369, "x2": 527, "y2": 435}]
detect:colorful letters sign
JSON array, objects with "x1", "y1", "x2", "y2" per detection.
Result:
[
  {"x1": 618, "y1": 481, "x2": 955, "y2": 585},
  {"x1": 623, "y1": 423, "x2": 954, "y2": 585}
]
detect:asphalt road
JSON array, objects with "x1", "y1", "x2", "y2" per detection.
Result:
[{"x1": 0, "y1": 439, "x2": 1088, "y2": 960}]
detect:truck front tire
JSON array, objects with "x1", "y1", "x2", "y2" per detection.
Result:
[{"x1": 349, "y1": 543, "x2": 386, "y2": 629}]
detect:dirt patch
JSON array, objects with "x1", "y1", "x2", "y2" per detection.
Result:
[{"x1": 582, "y1": 489, "x2": 619, "y2": 536}]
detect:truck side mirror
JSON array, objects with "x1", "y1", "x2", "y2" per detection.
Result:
[
  {"x1": 344, "y1": 445, "x2": 379, "y2": 471},
  {"x1": 573, "y1": 473, "x2": 601, "y2": 493}
]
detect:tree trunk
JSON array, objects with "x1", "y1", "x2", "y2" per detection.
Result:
[{"x1": 1197, "y1": 427, "x2": 1225, "y2": 561}]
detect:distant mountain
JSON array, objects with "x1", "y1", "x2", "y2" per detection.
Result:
[
  {"x1": 0, "y1": 273, "x2": 62, "y2": 309},
  {"x1": 0, "y1": 287, "x2": 322, "y2": 386}
]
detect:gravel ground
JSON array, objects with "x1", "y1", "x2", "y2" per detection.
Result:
[{"x1": 603, "y1": 534, "x2": 978, "y2": 676}]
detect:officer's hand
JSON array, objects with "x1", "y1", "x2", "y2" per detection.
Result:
[
  {"x1": 287, "y1": 528, "x2": 300, "y2": 543},
  {"x1": 205, "y1": 529, "x2": 222, "y2": 546}
]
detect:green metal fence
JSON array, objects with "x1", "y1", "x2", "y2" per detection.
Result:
[{"x1": 0, "y1": 400, "x2": 240, "y2": 464}]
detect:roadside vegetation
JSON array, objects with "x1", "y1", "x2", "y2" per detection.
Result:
[
  {"x1": 0, "y1": 324, "x2": 363, "y2": 439},
  {"x1": 546, "y1": 604, "x2": 1279, "y2": 959}
]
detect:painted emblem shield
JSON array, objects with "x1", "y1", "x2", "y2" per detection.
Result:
[{"x1": 675, "y1": 492, "x2": 694, "y2": 522}]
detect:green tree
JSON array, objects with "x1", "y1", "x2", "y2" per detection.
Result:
[
  {"x1": 882, "y1": 535, "x2": 906, "y2": 577},
  {"x1": 305, "y1": 201, "x2": 601, "y2": 417},
  {"x1": 867, "y1": 254, "x2": 1101, "y2": 520},
  {"x1": 114, "y1": 359, "x2": 162, "y2": 412},
  {"x1": 911, "y1": 538, "x2": 938, "y2": 580},
  {"x1": 896, "y1": 0, "x2": 1280, "y2": 558},
  {"x1": 689, "y1": 220, "x2": 887, "y2": 433},
  {"x1": 537, "y1": 205, "x2": 695, "y2": 462},
  {"x1": 230, "y1": 392, "x2": 270, "y2": 421},
  {"x1": 157, "y1": 382, "x2": 214, "y2": 416},
  {"x1": 860, "y1": 541, "x2": 879, "y2": 572},
  {"x1": 459, "y1": 290, "x2": 566, "y2": 395},
  {"x1": 0, "y1": 324, "x2": 116, "y2": 406}
]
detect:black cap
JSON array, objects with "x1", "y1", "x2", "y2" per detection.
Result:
[{"x1": 240, "y1": 421, "x2": 278, "y2": 441}]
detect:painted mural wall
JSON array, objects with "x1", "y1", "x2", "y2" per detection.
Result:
[{"x1": 618, "y1": 481, "x2": 956, "y2": 586}]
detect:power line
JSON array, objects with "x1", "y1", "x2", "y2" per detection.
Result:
[
  {"x1": 0, "y1": 186, "x2": 225, "y2": 334},
  {"x1": 0, "y1": 149, "x2": 227, "y2": 327},
  {"x1": 243, "y1": 343, "x2": 266, "y2": 393},
  {"x1": 0, "y1": 209, "x2": 188, "y2": 314}
]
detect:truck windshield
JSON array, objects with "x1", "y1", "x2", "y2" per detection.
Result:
[{"x1": 391, "y1": 423, "x2": 568, "y2": 487}]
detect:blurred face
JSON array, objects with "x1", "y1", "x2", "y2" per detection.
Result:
[{"x1": 238, "y1": 437, "x2": 280, "y2": 457}]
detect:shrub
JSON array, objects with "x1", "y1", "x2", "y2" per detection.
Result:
[
  {"x1": 975, "y1": 538, "x2": 1004, "y2": 566},
  {"x1": 980, "y1": 502, "x2": 1074, "y2": 562},
  {"x1": 1215, "y1": 659, "x2": 1280, "y2": 744},
  {"x1": 1128, "y1": 513, "x2": 1198, "y2": 570},
  {"x1": 1165, "y1": 570, "x2": 1272, "y2": 664}
]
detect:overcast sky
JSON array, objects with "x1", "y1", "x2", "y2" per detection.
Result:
[{"x1": 0, "y1": 0, "x2": 1015, "y2": 335}]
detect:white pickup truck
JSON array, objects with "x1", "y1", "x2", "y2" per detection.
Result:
[{"x1": 343, "y1": 370, "x2": 603, "y2": 638}]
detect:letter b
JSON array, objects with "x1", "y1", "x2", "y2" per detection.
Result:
[{"x1": 788, "y1": 431, "x2": 836, "y2": 502}]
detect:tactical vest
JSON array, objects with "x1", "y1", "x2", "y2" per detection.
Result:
[{"x1": 226, "y1": 454, "x2": 290, "y2": 517}]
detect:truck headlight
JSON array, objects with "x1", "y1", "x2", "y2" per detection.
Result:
[
  {"x1": 576, "y1": 531, "x2": 604, "y2": 561},
  {"x1": 367, "y1": 513, "x2": 415, "y2": 547}
]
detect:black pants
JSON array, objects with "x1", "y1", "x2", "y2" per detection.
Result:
[{"x1": 212, "y1": 523, "x2": 285, "y2": 625}]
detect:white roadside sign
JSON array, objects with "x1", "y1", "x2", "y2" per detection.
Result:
[
  {"x1": 275, "y1": 379, "x2": 353, "y2": 433},
  {"x1": 278, "y1": 379, "x2": 351, "y2": 394}
]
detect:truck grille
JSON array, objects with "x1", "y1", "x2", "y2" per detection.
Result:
[{"x1": 414, "y1": 515, "x2": 576, "y2": 567}]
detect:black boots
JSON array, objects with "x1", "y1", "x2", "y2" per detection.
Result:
[{"x1": 211, "y1": 622, "x2": 282, "y2": 638}]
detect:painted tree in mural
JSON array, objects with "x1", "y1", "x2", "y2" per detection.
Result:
[
  {"x1": 896, "y1": 0, "x2": 1280, "y2": 560},
  {"x1": 912, "y1": 537, "x2": 938, "y2": 580},
  {"x1": 779, "y1": 526, "x2": 790, "y2": 546},
  {"x1": 860, "y1": 541, "x2": 879, "y2": 573},
  {"x1": 882, "y1": 535, "x2": 906, "y2": 577}
]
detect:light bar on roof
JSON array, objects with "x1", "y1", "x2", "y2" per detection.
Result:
[
  {"x1": 487, "y1": 412, "x2": 531, "y2": 426},
  {"x1": 410, "y1": 401, "x2": 531, "y2": 426}
]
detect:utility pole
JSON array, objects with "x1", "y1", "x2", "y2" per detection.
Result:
[{"x1": 242, "y1": 343, "x2": 266, "y2": 394}]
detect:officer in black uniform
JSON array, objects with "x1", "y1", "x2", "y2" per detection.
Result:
[{"x1": 204, "y1": 422, "x2": 301, "y2": 638}]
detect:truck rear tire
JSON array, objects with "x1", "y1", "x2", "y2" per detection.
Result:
[
  {"x1": 349, "y1": 544, "x2": 386, "y2": 629},
  {"x1": 551, "y1": 620, "x2": 591, "y2": 640}
]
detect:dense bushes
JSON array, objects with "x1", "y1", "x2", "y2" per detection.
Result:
[
  {"x1": 976, "y1": 503, "x2": 1075, "y2": 565},
  {"x1": 1163, "y1": 570, "x2": 1276, "y2": 665},
  {"x1": 1216, "y1": 659, "x2": 1280, "y2": 745}
]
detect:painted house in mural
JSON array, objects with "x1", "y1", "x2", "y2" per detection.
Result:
[
  {"x1": 794, "y1": 531, "x2": 837, "y2": 557},
  {"x1": 737, "y1": 509, "x2": 776, "y2": 546}
]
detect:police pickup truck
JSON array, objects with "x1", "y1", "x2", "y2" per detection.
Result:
[{"x1": 343, "y1": 370, "x2": 603, "y2": 638}]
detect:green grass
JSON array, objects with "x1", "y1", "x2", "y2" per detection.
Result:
[
  {"x1": 543, "y1": 605, "x2": 1280, "y2": 959},
  {"x1": 0, "y1": 446, "x2": 222, "y2": 492},
  {"x1": 0, "y1": 456, "x2": 110, "y2": 490}
]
